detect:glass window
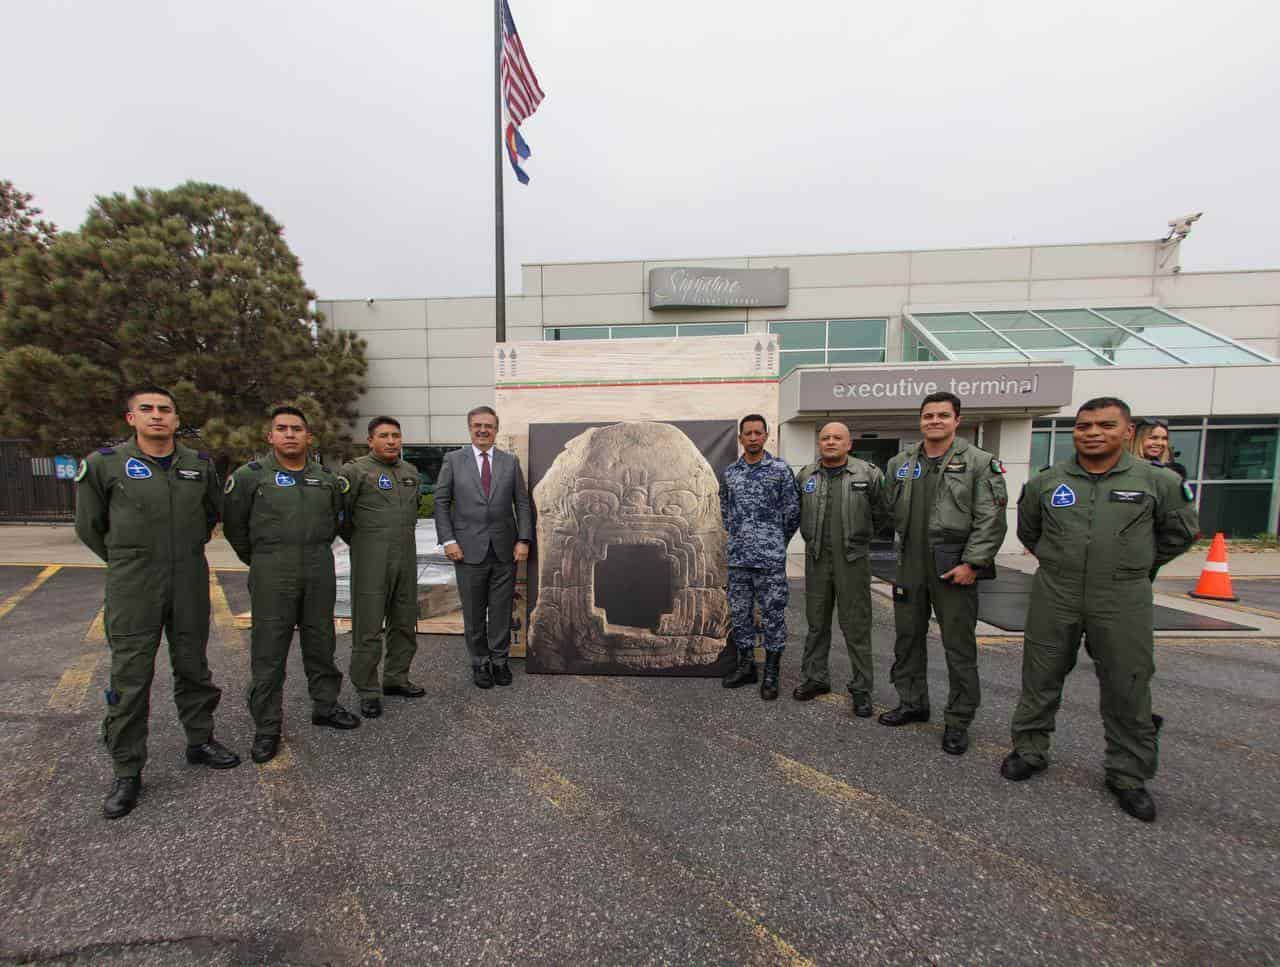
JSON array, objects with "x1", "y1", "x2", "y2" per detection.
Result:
[
  {"x1": 974, "y1": 311, "x2": 1049, "y2": 332},
  {"x1": 828, "y1": 349, "x2": 886, "y2": 364},
  {"x1": 1004, "y1": 329, "x2": 1088, "y2": 350},
  {"x1": 1035, "y1": 309, "x2": 1114, "y2": 330},
  {"x1": 1208, "y1": 416, "x2": 1279, "y2": 426},
  {"x1": 1025, "y1": 348, "x2": 1112, "y2": 367},
  {"x1": 1095, "y1": 307, "x2": 1182, "y2": 329},
  {"x1": 778, "y1": 350, "x2": 825, "y2": 376},
  {"x1": 544, "y1": 326, "x2": 609, "y2": 341},
  {"x1": 1053, "y1": 430, "x2": 1074, "y2": 461},
  {"x1": 402, "y1": 445, "x2": 465, "y2": 494},
  {"x1": 1171, "y1": 346, "x2": 1264, "y2": 365},
  {"x1": 1203, "y1": 427, "x2": 1278, "y2": 481},
  {"x1": 1030, "y1": 432, "x2": 1051, "y2": 470},
  {"x1": 769, "y1": 321, "x2": 826, "y2": 350},
  {"x1": 1168, "y1": 429, "x2": 1202, "y2": 479},
  {"x1": 612, "y1": 324, "x2": 677, "y2": 339},
  {"x1": 1097, "y1": 348, "x2": 1182, "y2": 366},
  {"x1": 950, "y1": 350, "x2": 1030, "y2": 362},
  {"x1": 1066, "y1": 327, "x2": 1139, "y2": 350},
  {"x1": 913, "y1": 312, "x2": 986, "y2": 332},
  {"x1": 677, "y1": 322, "x2": 747, "y2": 337},
  {"x1": 1198, "y1": 483, "x2": 1275, "y2": 538},
  {"x1": 828, "y1": 318, "x2": 886, "y2": 349},
  {"x1": 935, "y1": 330, "x2": 1018, "y2": 352},
  {"x1": 1140, "y1": 325, "x2": 1232, "y2": 350}
]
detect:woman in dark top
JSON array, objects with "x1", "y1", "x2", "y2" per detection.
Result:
[{"x1": 1132, "y1": 418, "x2": 1189, "y2": 480}]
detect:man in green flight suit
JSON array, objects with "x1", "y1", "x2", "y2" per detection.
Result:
[
  {"x1": 882, "y1": 392, "x2": 1008, "y2": 756},
  {"x1": 793, "y1": 421, "x2": 890, "y2": 717},
  {"x1": 222, "y1": 405, "x2": 359, "y2": 765},
  {"x1": 75, "y1": 385, "x2": 240, "y2": 820},
  {"x1": 1002, "y1": 396, "x2": 1198, "y2": 823},
  {"x1": 338, "y1": 416, "x2": 425, "y2": 720}
]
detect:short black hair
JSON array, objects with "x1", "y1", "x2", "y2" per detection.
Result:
[
  {"x1": 467, "y1": 405, "x2": 498, "y2": 429},
  {"x1": 124, "y1": 385, "x2": 175, "y2": 410},
  {"x1": 367, "y1": 415, "x2": 401, "y2": 436},
  {"x1": 739, "y1": 413, "x2": 768, "y2": 434},
  {"x1": 269, "y1": 405, "x2": 309, "y2": 427},
  {"x1": 920, "y1": 391, "x2": 961, "y2": 417},
  {"x1": 1076, "y1": 397, "x2": 1132, "y2": 421}
]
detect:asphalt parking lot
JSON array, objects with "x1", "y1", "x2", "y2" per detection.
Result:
[{"x1": 1, "y1": 562, "x2": 1277, "y2": 965}]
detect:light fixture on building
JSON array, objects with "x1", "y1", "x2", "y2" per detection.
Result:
[{"x1": 1163, "y1": 212, "x2": 1203, "y2": 243}]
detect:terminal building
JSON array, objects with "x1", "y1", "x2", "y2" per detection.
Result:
[{"x1": 317, "y1": 233, "x2": 1280, "y2": 544}]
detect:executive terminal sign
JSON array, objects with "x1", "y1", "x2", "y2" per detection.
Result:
[
  {"x1": 796, "y1": 363, "x2": 1074, "y2": 411},
  {"x1": 649, "y1": 267, "x2": 789, "y2": 309}
]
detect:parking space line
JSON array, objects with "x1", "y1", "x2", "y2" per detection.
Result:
[
  {"x1": 0, "y1": 565, "x2": 61, "y2": 621},
  {"x1": 512, "y1": 756, "x2": 815, "y2": 966},
  {"x1": 769, "y1": 752, "x2": 1134, "y2": 932},
  {"x1": 208, "y1": 571, "x2": 241, "y2": 647},
  {"x1": 47, "y1": 653, "x2": 103, "y2": 712},
  {"x1": 85, "y1": 608, "x2": 106, "y2": 643},
  {"x1": 254, "y1": 743, "x2": 385, "y2": 964}
]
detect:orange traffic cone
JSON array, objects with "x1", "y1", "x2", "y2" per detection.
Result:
[{"x1": 1188, "y1": 533, "x2": 1238, "y2": 601}]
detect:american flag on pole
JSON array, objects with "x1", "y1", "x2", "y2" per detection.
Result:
[{"x1": 501, "y1": 0, "x2": 544, "y2": 183}]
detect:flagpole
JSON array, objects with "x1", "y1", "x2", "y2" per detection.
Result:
[{"x1": 493, "y1": 0, "x2": 507, "y2": 343}]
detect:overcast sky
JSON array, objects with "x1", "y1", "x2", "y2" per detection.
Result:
[{"x1": 5, "y1": 0, "x2": 1277, "y2": 300}]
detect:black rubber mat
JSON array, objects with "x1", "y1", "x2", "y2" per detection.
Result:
[{"x1": 864, "y1": 559, "x2": 1257, "y2": 632}]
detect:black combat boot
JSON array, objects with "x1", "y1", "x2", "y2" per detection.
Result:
[
  {"x1": 103, "y1": 776, "x2": 141, "y2": 820},
  {"x1": 760, "y1": 652, "x2": 782, "y2": 701},
  {"x1": 721, "y1": 651, "x2": 758, "y2": 689}
]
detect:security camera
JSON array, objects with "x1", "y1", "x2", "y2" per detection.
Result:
[
  {"x1": 366, "y1": 297, "x2": 376, "y2": 305},
  {"x1": 1164, "y1": 212, "x2": 1203, "y2": 242}
]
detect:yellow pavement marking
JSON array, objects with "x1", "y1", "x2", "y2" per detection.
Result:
[
  {"x1": 515, "y1": 758, "x2": 812, "y2": 965},
  {"x1": 85, "y1": 607, "x2": 106, "y2": 643},
  {"x1": 725, "y1": 903, "x2": 816, "y2": 967},
  {"x1": 46, "y1": 652, "x2": 103, "y2": 712},
  {"x1": 208, "y1": 570, "x2": 241, "y2": 646},
  {"x1": 254, "y1": 744, "x2": 385, "y2": 964},
  {"x1": 771, "y1": 752, "x2": 1124, "y2": 928},
  {"x1": 0, "y1": 565, "x2": 61, "y2": 620}
]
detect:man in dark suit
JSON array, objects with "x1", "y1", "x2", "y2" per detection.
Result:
[{"x1": 434, "y1": 405, "x2": 533, "y2": 688}]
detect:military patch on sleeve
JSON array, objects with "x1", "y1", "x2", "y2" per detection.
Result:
[
  {"x1": 337, "y1": 475, "x2": 351, "y2": 494},
  {"x1": 1181, "y1": 482, "x2": 1194, "y2": 502},
  {"x1": 75, "y1": 459, "x2": 88, "y2": 482},
  {"x1": 991, "y1": 458, "x2": 1006, "y2": 474},
  {"x1": 224, "y1": 475, "x2": 236, "y2": 494}
]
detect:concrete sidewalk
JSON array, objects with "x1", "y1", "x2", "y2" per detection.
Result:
[{"x1": 0, "y1": 523, "x2": 247, "y2": 570}]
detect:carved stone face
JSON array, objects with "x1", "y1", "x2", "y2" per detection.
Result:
[{"x1": 529, "y1": 421, "x2": 730, "y2": 670}]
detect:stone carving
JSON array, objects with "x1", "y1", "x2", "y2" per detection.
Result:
[{"x1": 529, "y1": 421, "x2": 730, "y2": 670}]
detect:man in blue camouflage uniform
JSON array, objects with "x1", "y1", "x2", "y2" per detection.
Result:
[{"x1": 719, "y1": 414, "x2": 800, "y2": 700}]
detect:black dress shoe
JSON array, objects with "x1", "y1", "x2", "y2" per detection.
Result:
[
  {"x1": 851, "y1": 696, "x2": 873, "y2": 718},
  {"x1": 383, "y1": 682, "x2": 426, "y2": 698},
  {"x1": 878, "y1": 704, "x2": 930, "y2": 726},
  {"x1": 941, "y1": 726, "x2": 969, "y2": 755},
  {"x1": 791, "y1": 680, "x2": 831, "y2": 701},
  {"x1": 185, "y1": 738, "x2": 241, "y2": 769},
  {"x1": 103, "y1": 776, "x2": 141, "y2": 820},
  {"x1": 312, "y1": 704, "x2": 361, "y2": 730},
  {"x1": 492, "y1": 662, "x2": 513, "y2": 687},
  {"x1": 361, "y1": 698, "x2": 383, "y2": 719},
  {"x1": 1107, "y1": 781, "x2": 1157, "y2": 822},
  {"x1": 473, "y1": 662, "x2": 494, "y2": 689},
  {"x1": 251, "y1": 734, "x2": 280, "y2": 764},
  {"x1": 1000, "y1": 751, "x2": 1047, "y2": 781}
]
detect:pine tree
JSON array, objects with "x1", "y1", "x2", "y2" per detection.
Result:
[{"x1": 0, "y1": 181, "x2": 367, "y2": 464}]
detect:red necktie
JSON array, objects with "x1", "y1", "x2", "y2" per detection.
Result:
[{"x1": 481, "y1": 450, "x2": 491, "y2": 497}]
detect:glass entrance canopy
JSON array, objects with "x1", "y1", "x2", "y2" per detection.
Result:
[{"x1": 903, "y1": 307, "x2": 1273, "y2": 367}]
